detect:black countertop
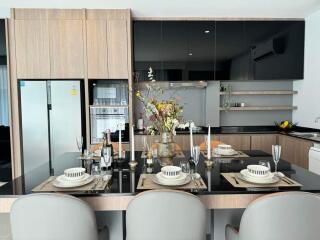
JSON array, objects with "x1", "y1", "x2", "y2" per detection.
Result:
[
  {"x1": 1, "y1": 150, "x2": 320, "y2": 197},
  {"x1": 135, "y1": 126, "x2": 320, "y2": 143}
]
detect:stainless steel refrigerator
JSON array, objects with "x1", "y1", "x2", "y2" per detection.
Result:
[{"x1": 20, "y1": 80, "x2": 83, "y2": 177}]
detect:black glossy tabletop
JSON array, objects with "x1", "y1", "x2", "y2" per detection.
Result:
[{"x1": 1, "y1": 150, "x2": 320, "y2": 197}]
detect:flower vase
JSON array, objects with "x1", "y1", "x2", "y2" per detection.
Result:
[{"x1": 157, "y1": 132, "x2": 176, "y2": 166}]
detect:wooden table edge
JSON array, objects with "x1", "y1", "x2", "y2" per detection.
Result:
[{"x1": 0, "y1": 194, "x2": 266, "y2": 213}]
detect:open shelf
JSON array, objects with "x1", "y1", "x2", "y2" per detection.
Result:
[
  {"x1": 220, "y1": 90, "x2": 298, "y2": 95},
  {"x1": 220, "y1": 106, "x2": 298, "y2": 111}
]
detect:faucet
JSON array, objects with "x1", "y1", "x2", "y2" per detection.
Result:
[{"x1": 315, "y1": 117, "x2": 320, "y2": 123}]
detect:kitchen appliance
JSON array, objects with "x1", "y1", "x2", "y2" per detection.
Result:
[
  {"x1": 89, "y1": 80, "x2": 129, "y2": 144},
  {"x1": 309, "y1": 146, "x2": 320, "y2": 175},
  {"x1": 90, "y1": 106, "x2": 128, "y2": 143},
  {"x1": 19, "y1": 80, "x2": 84, "y2": 176}
]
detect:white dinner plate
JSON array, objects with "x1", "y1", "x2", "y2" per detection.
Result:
[
  {"x1": 152, "y1": 173, "x2": 191, "y2": 186},
  {"x1": 238, "y1": 169, "x2": 281, "y2": 185},
  {"x1": 53, "y1": 174, "x2": 94, "y2": 188},
  {"x1": 214, "y1": 148, "x2": 238, "y2": 156}
]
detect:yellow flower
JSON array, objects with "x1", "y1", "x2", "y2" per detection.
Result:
[{"x1": 136, "y1": 91, "x2": 141, "y2": 97}]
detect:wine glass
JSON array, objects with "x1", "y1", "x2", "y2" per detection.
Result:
[
  {"x1": 76, "y1": 137, "x2": 83, "y2": 156},
  {"x1": 192, "y1": 146, "x2": 201, "y2": 173},
  {"x1": 272, "y1": 145, "x2": 281, "y2": 173}
]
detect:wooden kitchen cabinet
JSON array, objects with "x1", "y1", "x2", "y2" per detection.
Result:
[
  {"x1": 86, "y1": 10, "x2": 130, "y2": 79},
  {"x1": 49, "y1": 20, "x2": 85, "y2": 78},
  {"x1": 14, "y1": 19, "x2": 50, "y2": 79},
  {"x1": 12, "y1": 9, "x2": 85, "y2": 79},
  {"x1": 86, "y1": 20, "x2": 109, "y2": 78},
  {"x1": 251, "y1": 134, "x2": 278, "y2": 154},
  {"x1": 107, "y1": 19, "x2": 129, "y2": 79},
  {"x1": 278, "y1": 135, "x2": 313, "y2": 169},
  {"x1": 219, "y1": 134, "x2": 251, "y2": 150}
]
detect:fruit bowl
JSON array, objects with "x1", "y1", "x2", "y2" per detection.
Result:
[{"x1": 275, "y1": 120, "x2": 297, "y2": 132}]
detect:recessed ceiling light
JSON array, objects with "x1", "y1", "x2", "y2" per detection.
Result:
[
  {"x1": 204, "y1": 30, "x2": 210, "y2": 34},
  {"x1": 188, "y1": 53, "x2": 193, "y2": 56}
]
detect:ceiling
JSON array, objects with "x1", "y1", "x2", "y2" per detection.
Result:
[{"x1": 0, "y1": 0, "x2": 320, "y2": 18}]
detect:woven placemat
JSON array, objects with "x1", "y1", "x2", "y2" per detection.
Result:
[
  {"x1": 141, "y1": 151, "x2": 185, "y2": 159},
  {"x1": 137, "y1": 173, "x2": 207, "y2": 190},
  {"x1": 221, "y1": 172, "x2": 302, "y2": 188},
  {"x1": 32, "y1": 176, "x2": 109, "y2": 192},
  {"x1": 201, "y1": 150, "x2": 249, "y2": 159}
]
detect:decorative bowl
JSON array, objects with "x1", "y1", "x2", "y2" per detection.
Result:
[
  {"x1": 161, "y1": 166, "x2": 182, "y2": 179},
  {"x1": 64, "y1": 167, "x2": 86, "y2": 181},
  {"x1": 247, "y1": 165, "x2": 270, "y2": 178}
]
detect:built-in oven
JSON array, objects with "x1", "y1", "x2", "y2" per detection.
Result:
[
  {"x1": 89, "y1": 80, "x2": 129, "y2": 144},
  {"x1": 90, "y1": 106, "x2": 129, "y2": 144}
]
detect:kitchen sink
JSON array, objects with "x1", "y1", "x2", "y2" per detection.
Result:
[{"x1": 289, "y1": 132, "x2": 320, "y2": 141}]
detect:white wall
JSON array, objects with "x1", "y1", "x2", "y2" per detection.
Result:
[
  {"x1": 0, "y1": 0, "x2": 320, "y2": 18},
  {"x1": 293, "y1": 10, "x2": 320, "y2": 130}
]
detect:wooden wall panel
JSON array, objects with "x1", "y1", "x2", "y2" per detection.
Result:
[
  {"x1": 49, "y1": 20, "x2": 84, "y2": 78},
  {"x1": 14, "y1": 20, "x2": 50, "y2": 79}
]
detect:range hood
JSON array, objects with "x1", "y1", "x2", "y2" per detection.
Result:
[{"x1": 135, "y1": 81, "x2": 208, "y2": 89}]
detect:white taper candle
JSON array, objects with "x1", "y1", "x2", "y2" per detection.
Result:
[
  {"x1": 131, "y1": 126, "x2": 135, "y2": 161},
  {"x1": 119, "y1": 129, "x2": 122, "y2": 158},
  {"x1": 190, "y1": 123, "x2": 193, "y2": 157},
  {"x1": 207, "y1": 125, "x2": 211, "y2": 159}
]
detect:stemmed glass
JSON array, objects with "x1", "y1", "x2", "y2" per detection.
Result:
[
  {"x1": 272, "y1": 145, "x2": 281, "y2": 173},
  {"x1": 192, "y1": 146, "x2": 201, "y2": 173},
  {"x1": 76, "y1": 137, "x2": 83, "y2": 156}
]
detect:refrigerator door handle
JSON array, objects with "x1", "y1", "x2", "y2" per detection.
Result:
[{"x1": 46, "y1": 81, "x2": 54, "y2": 175}]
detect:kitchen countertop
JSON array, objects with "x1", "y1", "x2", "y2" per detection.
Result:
[{"x1": 135, "y1": 126, "x2": 320, "y2": 143}]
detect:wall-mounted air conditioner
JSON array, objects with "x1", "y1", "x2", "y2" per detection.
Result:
[{"x1": 252, "y1": 37, "x2": 285, "y2": 62}]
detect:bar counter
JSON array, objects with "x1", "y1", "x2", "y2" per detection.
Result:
[{"x1": 1, "y1": 150, "x2": 320, "y2": 212}]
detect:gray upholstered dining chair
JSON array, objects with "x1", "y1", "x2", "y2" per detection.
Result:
[
  {"x1": 126, "y1": 190, "x2": 207, "y2": 240},
  {"x1": 10, "y1": 193, "x2": 99, "y2": 240},
  {"x1": 225, "y1": 192, "x2": 320, "y2": 240}
]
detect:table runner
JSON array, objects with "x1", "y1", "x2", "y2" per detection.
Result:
[
  {"x1": 137, "y1": 173, "x2": 207, "y2": 190},
  {"x1": 222, "y1": 172, "x2": 302, "y2": 188},
  {"x1": 32, "y1": 176, "x2": 109, "y2": 192}
]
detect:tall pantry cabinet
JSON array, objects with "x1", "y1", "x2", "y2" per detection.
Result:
[{"x1": 8, "y1": 8, "x2": 133, "y2": 178}]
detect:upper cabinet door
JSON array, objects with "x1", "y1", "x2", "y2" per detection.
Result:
[
  {"x1": 134, "y1": 21, "x2": 163, "y2": 81},
  {"x1": 86, "y1": 20, "x2": 108, "y2": 79},
  {"x1": 15, "y1": 20, "x2": 50, "y2": 79},
  {"x1": 215, "y1": 21, "x2": 247, "y2": 80},
  {"x1": 49, "y1": 20, "x2": 85, "y2": 79},
  {"x1": 106, "y1": 19, "x2": 129, "y2": 79},
  {"x1": 182, "y1": 21, "x2": 215, "y2": 81},
  {"x1": 245, "y1": 21, "x2": 305, "y2": 80},
  {"x1": 134, "y1": 21, "x2": 215, "y2": 81}
]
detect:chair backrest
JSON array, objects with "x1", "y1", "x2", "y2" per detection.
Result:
[
  {"x1": 10, "y1": 193, "x2": 98, "y2": 240},
  {"x1": 126, "y1": 190, "x2": 206, "y2": 240},
  {"x1": 239, "y1": 192, "x2": 320, "y2": 240}
]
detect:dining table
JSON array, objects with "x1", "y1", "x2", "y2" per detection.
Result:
[{"x1": 1, "y1": 150, "x2": 320, "y2": 213}]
